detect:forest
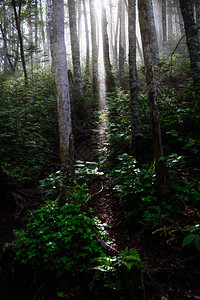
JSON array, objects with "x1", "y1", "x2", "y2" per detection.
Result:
[{"x1": 0, "y1": 0, "x2": 200, "y2": 299}]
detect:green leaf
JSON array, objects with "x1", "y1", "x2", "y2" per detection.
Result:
[
  {"x1": 183, "y1": 225, "x2": 199, "y2": 232},
  {"x1": 182, "y1": 234, "x2": 196, "y2": 247},
  {"x1": 195, "y1": 235, "x2": 200, "y2": 252}
]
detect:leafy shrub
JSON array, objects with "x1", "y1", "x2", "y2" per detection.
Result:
[
  {"x1": 182, "y1": 224, "x2": 200, "y2": 252},
  {"x1": 0, "y1": 69, "x2": 58, "y2": 180},
  {"x1": 13, "y1": 200, "x2": 105, "y2": 277},
  {"x1": 109, "y1": 153, "x2": 158, "y2": 222},
  {"x1": 90, "y1": 248, "x2": 146, "y2": 298}
]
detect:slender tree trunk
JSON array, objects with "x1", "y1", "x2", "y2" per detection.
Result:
[
  {"x1": 195, "y1": 0, "x2": 200, "y2": 39},
  {"x1": 138, "y1": 0, "x2": 166, "y2": 191},
  {"x1": 102, "y1": 7, "x2": 115, "y2": 93},
  {"x1": 39, "y1": 0, "x2": 47, "y2": 61},
  {"x1": 176, "y1": 0, "x2": 185, "y2": 36},
  {"x1": 162, "y1": 0, "x2": 167, "y2": 58},
  {"x1": 68, "y1": 0, "x2": 87, "y2": 119},
  {"x1": 52, "y1": 0, "x2": 75, "y2": 205},
  {"x1": 119, "y1": 0, "x2": 125, "y2": 89},
  {"x1": 12, "y1": 0, "x2": 28, "y2": 82},
  {"x1": 128, "y1": 0, "x2": 140, "y2": 157},
  {"x1": 82, "y1": 0, "x2": 90, "y2": 76},
  {"x1": 35, "y1": 0, "x2": 38, "y2": 50},
  {"x1": 47, "y1": 0, "x2": 54, "y2": 66},
  {"x1": 167, "y1": 0, "x2": 173, "y2": 51},
  {"x1": 180, "y1": 0, "x2": 200, "y2": 112},
  {"x1": 89, "y1": 0, "x2": 99, "y2": 98}
]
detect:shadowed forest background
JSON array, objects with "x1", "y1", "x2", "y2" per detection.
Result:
[{"x1": 0, "y1": 0, "x2": 200, "y2": 299}]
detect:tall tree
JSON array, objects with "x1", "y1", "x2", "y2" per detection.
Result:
[
  {"x1": 119, "y1": 0, "x2": 126, "y2": 89},
  {"x1": 52, "y1": 0, "x2": 75, "y2": 205},
  {"x1": 180, "y1": 0, "x2": 200, "y2": 111},
  {"x1": 194, "y1": 0, "x2": 200, "y2": 38},
  {"x1": 128, "y1": 0, "x2": 140, "y2": 156},
  {"x1": 12, "y1": 0, "x2": 28, "y2": 82},
  {"x1": 102, "y1": 6, "x2": 115, "y2": 92},
  {"x1": 167, "y1": 0, "x2": 173, "y2": 51},
  {"x1": 68, "y1": 0, "x2": 86, "y2": 119},
  {"x1": 89, "y1": 0, "x2": 99, "y2": 98},
  {"x1": 82, "y1": 0, "x2": 90, "y2": 76},
  {"x1": 138, "y1": 0, "x2": 166, "y2": 191},
  {"x1": 47, "y1": 0, "x2": 54, "y2": 66},
  {"x1": 162, "y1": 0, "x2": 167, "y2": 57}
]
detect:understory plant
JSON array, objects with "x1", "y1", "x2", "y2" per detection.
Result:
[
  {"x1": 13, "y1": 200, "x2": 106, "y2": 277},
  {"x1": 90, "y1": 247, "x2": 146, "y2": 299},
  {"x1": 0, "y1": 69, "x2": 58, "y2": 180}
]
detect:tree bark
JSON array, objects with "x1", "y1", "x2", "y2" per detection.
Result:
[
  {"x1": 162, "y1": 0, "x2": 167, "y2": 57},
  {"x1": 82, "y1": 0, "x2": 90, "y2": 76},
  {"x1": 102, "y1": 7, "x2": 115, "y2": 93},
  {"x1": 138, "y1": 0, "x2": 166, "y2": 191},
  {"x1": 119, "y1": 0, "x2": 126, "y2": 89},
  {"x1": 128, "y1": 0, "x2": 140, "y2": 157},
  {"x1": 47, "y1": 0, "x2": 54, "y2": 66},
  {"x1": 89, "y1": 0, "x2": 99, "y2": 99},
  {"x1": 180, "y1": 0, "x2": 200, "y2": 111},
  {"x1": 167, "y1": 0, "x2": 173, "y2": 51},
  {"x1": 12, "y1": 0, "x2": 28, "y2": 82},
  {"x1": 52, "y1": 0, "x2": 75, "y2": 205},
  {"x1": 68, "y1": 0, "x2": 87, "y2": 119}
]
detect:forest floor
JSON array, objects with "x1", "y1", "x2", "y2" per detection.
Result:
[{"x1": 0, "y1": 106, "x2": 200, "y2": 299}]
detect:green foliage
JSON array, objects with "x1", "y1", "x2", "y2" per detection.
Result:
[
  {"x1": 0, "y1": 69, "x2": 58, "y2": 180},
  {"x1": 107, "y1": 89, "x2": 132, "y2": 157},
  {"x1": 110, "y1": 153, "x2": 157, "y2": 222},
  {"x1": 90, "y1": 248, "x2": 146, "y2": 297},
  {"x1": 182, "y1": 224, "x2": 200, "y2": 252},
  {"x1": 75, "y1": 160, "x2": 104, "y2": 184},
  {"x1": 38, "y1": 170, "x2": 61, "y2": 197},
  {"x1": 13, "y1": 200, "x2": 105, "y2": 277}
]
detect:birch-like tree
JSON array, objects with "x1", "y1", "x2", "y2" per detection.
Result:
[
  {"x1": 102, "y1": 6, "x2": 115, "y2": 92},
  {"x1": 128, "y1": 0, "x2": 140, "y2": 156},
  {"x1": 89, "y1": 0, "x2": 99, "y2": 98},
  {"x1": 52, "y1": 0, "x2": 75, "y2": 205},
  {"x1": 119, "y1": 0, "x2": 125, "y2": 89},
  {"x1": 138, "y1": 0, "x2": 166, "y2": 192},
  {"x1": 68, "y1": 0, "x2": 86, "y2": 119}
]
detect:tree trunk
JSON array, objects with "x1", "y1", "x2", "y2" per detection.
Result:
[
  {"x1": 119, "y1": 0, "x2": 126, "y2": 89},
  {"x1": 180, "y1": 0, "x2": 200, "y2": 112},
  {"x1": 138, "y1": 0, "x2": 166, "y2": 192},
  {"x1": 52, "y1": 0, "x2": 75, "y2": 205},
  {"x1": 194, "y1": 0, "x2": 200, "y2": 39},
  {"x1": 82, "y1": 0, "x2": 90, "y2": 76},
  {"x1": 102, "y1": 7, "x2": 115, "y2": 93},
  {"x1": 12, "y1": 0, "x2": 28, "y2": 82},
  {"x1": 68, "y1": 0, "x2": 87, "y2": 119},
  {"x1": 167, "y1": 0, "x2": 173, "y2": 51},
  {"x1": 162, "y1": 0, "x2": 167, "y2": 58},
  {"x1": 89, "y1": 0, "x2": 99, "y2": 99},
  {"x1": 128, "y1": 0, "x2": 140, "y2": 157},
  {"x1": 47, "y1": 0, "x2": 54, "y2": 66}
]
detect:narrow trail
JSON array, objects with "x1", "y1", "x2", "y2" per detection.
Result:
[
  {"x1": 84, "y1": 104, "x2": 141, "y2": 253},
  {"x1": 76, "y1": 105, "x2": 200, "y2": 299}
]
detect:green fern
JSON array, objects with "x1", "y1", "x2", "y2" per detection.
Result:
[{"x1": 120, "y1": 248, "x2": 143, "y2": 271}]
